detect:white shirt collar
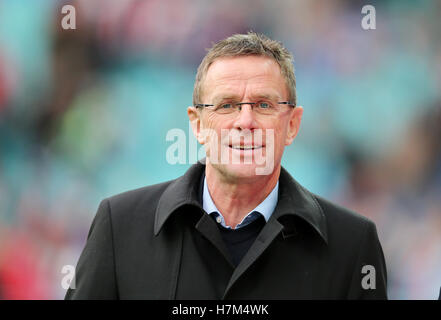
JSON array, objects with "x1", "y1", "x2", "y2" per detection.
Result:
[{"x1": 202, "y1": 176, "x2": 279, "y2": 228}]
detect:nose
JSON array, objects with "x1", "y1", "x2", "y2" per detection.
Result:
[{"x1": 233, "y1": 104, "x2": 258, "y2": 130}]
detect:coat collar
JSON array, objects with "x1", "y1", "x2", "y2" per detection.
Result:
[{"x1": 154, "y1": 161, "x2": 328, "y2": 243}]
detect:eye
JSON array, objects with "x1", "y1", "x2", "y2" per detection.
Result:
[
  {"x1": 257, "y1": 102, "x2": 271, "y2": 109},
  {"x1": 218, "y1": 103, "x2": 233, "y2": 110},
  {"x1": 214, "y1": 102, "x2": 237, "y2": 114}
]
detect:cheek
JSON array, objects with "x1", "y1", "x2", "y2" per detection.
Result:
[
  {"x1": 200, "y1": 115, "x2": 224, "y2": 144},
  {"x1": 201, "y1": 112, "x2": 220, "y2": 130},
  {"x1": 270, "y1": 122, "x2": 289, "y2": 150},
  {"x1": 268, "y1": 118, "x2": 286, "y2": 136}
]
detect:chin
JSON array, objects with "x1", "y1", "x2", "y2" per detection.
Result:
[
  {"x1": 209, "y1": 161, "x2": 276, "y2": 182},
  {"x1": 226, "y1": 163, "x2": 260, "y2": 178},
  {"x1": 206, "y1": 144, "x2": 279, "y2": 179}
]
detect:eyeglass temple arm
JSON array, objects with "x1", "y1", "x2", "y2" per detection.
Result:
[
  {"x1": 194, "y1": 104, "x2": 214, "y2": 108},
  {"x1": 277, "y1": 102, "x2": 296, "y2": 107}
]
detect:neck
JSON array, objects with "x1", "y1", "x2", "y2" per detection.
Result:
[{"x1": 205, "y1": 164, "x2": 281, "y2": 229}]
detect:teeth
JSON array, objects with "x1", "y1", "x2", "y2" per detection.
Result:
[{"x1": 231, "y1": 145, "x2": 262, "y2": 150}]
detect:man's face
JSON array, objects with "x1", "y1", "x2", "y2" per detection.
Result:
[{"x1": 188, "y1": 55, "x2": 303, "y2": 182}]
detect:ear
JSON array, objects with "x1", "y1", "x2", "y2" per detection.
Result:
[
  {"x1": 187, "y1": 106, "x2": 205, "y2": 144},
  {"x1": 285, "y1": 106, "x2": 303, "y2": 146}
]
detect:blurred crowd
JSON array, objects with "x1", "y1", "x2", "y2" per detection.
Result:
[{"x1": 0, "y1": 0, "x2": 440, "y2": 299}]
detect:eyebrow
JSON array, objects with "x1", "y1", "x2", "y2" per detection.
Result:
[
  {"x1": 212, "y1": 93, "x2": 281, "y2": 104},
  {"x1": 212, "y1": 95, "x2": 240, "y2": 104},
  {"x1": 251, "y1": 93, "x2": 280, "y2": 101}
]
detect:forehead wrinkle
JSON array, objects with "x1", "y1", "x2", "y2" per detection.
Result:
[
  {"x1": 203, "y1": 57, "x2": 288, "y2": 102},
  {"x1": 212, "y1": 93, "x2": 282, "y2": 104},
  {"x1": 248, "y1": 91, "x2": 282, "y2": 101},
  {"x1": 209, "y1": 81, "x2": 284, "y2": 103}
]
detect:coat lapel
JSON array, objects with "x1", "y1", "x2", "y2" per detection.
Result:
[
  {"x1": 223, "y1": 217, "x2": 284, "y2": 298},
  {"x1": 195, "y1": 214, "x2": 235, "y2": 267},
  {"x1": 222, "y1": 166, "x2": 329, "y2": 298}
]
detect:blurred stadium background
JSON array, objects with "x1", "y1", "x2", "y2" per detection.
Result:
[{"x1": 0, "y1": 0, "x2": 440, "y2": 299}]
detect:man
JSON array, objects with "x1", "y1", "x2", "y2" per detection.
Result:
[{"x1": 66, "y1": 32, "x2": 387, "y2": 299}]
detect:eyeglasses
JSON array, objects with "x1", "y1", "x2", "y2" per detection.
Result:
[{"x1": 194, "y1": 101, "x2": 295, "y2": 116}]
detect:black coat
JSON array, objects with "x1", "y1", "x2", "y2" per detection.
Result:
[{"x1": 65, "y1": 162, "x2": 387, "y2": 299}]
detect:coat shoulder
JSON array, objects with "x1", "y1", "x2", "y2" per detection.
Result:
[
  {"x1": 104, "y1": 178, "x2": 176, "y2": 221},
  {"x1": 312, "y1": 193, "x2": 376, "y2": 238}
]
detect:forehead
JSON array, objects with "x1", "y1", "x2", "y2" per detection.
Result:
[{"x1": 202, "y1": 55, "x2": 288, "y2": 100}]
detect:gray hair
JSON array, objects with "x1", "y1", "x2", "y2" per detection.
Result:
[{"x1": 193, "y1": 32, "x2": 296, "y2": 106}]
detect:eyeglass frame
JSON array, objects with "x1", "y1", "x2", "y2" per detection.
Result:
[{"x1": 194, "y1": 101, "x2": 296, "y2": 114}]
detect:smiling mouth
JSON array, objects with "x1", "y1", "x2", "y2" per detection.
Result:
[{"x1": 229, "y1": 145, "x2": 263, "y2": 150}]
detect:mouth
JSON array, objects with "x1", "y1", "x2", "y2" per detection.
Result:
[{"x1": 229, "y1": 145, "x2": 263, "y2": 150}]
